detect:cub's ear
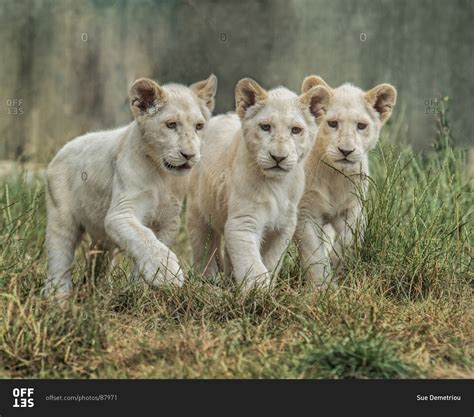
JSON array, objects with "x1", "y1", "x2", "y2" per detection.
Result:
[
  {"x1": 301, "y1": 75, "x2": 332, "y2": 94},
  {"x1": 190, "y1": 74, "x2": 218, "y2": 112},
  {"x1": 129, "y1": 78, "x2": 167, "y2": 119},
  {"x1": 364, "y1": 83, "x2": 397, "y2": 123},
  {"x1": 235, "y1": 78, "x2": 268, "y2": 119},
  {"x1": 299, "y1": 85, "x2": 330, "y2": 122}
]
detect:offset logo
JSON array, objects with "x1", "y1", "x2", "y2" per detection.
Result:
[{"x1": 12, "y1": 388, "x2": 35, "y2": 408}]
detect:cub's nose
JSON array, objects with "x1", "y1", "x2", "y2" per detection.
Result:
[
  {"x1": 338, "y1": 148, "x2": 355, "y2": 157},
  {"x1": 270, "y1": 153, "x2": 288, "y2": 163},
  {"x1": 180, "y1": 151, "x2": 196, "y2": 160}
]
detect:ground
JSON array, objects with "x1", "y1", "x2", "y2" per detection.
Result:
[{"x1": 0, "y1": 127, "x2": 472, "y2": 379}]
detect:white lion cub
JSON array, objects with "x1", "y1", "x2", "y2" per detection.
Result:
[
  {"x1": 187, "y1": 78, "x2": 330, "y2": 290},
  {"x1": 44, "y1": 74, "x2": 217, "y2": 297},
  {"x1": 295, "y1": 75, "x2": 397, "y2": 289}
]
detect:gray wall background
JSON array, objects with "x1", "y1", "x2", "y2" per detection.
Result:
[{"x1": 0, "y1": 0, "x2": 472, "y2": 162}]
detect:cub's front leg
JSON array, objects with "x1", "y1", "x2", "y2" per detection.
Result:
[
  {"x1": 330, "y1": 206, "x2": 364, "y2": 268},
  {"x1": 339, "y1": 206, "x2": 364, "y2": 248},
  {"x1": 224, "y1": 215, "x2": 270, "y2": 290},
  {"x1": 130, "y1": 218, "x2": 183, "y2": 285},
  {"x1": 294, "y1": 217, "x2": 336, "y2": 289},
  {"x1": 105, "y1": 204, "x2": 184, "y2": 287}
]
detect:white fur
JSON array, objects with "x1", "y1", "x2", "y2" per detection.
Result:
[
  {"x1": 44, "y1": 75, "x2": 217, "y2": 297},
  {"x1": 187, "y1": 79, "x2": 329, "y2": 290},
  {"x1": 295, "y1": 76, "x2": 397, "y2": 288}
]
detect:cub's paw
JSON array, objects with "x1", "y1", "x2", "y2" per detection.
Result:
[
  {"x1": 41, "y1": 278, "x2": 73, "y2": 303},
  {"x1": 239, "y1": 271, "x2": 274, "y2": 293},
  {"x1": 139, "y1": 251, "x2": 185, "y2": 287},
  {"x1": 306, "y1": 272, "x2": 338, "y2": 292},
  {"x1": 305, "y1": 264, "x2": 337, "y2": 292}
]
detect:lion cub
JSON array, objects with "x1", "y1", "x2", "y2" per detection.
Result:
[
  {"x1": 44, "y1": 75, "x2": 217, "y2": 297},
  {"x1": 295, "y1": 75, "x2": 397, "y2": 288},
  {"x1": 187, "y1": 78, "x2": 330, "y2": 290}
]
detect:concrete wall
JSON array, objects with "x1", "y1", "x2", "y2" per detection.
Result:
[{"x1": 0, "y1": 0, "x2": 472, "y2": 161}]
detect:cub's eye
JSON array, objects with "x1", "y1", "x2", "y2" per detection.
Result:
[
  {"x1": 260, "y1": 123, "x2": 271, "y2": 132},
  {"x1": 327, "y1": 120, "x2": 338, "y2": 129},
  {"x1": 291, "y1": 126, "x2": 302, "y2": 134},
  {"x1": 357, "y1": 122, "x2": 368, "y2": 130},
  {"x1": 195, "y1": 122, "x2": 205, "y2": 131},
  {"x1": 166, "y1": 121, "x2": 177, "y2": 129}
]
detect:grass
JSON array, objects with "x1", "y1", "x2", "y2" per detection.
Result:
[
  {"x1": 0, "y1": 117, "x2": 472, "y2": 378},
  {"x1": 295, "y1": 329, "x2": 420, "y2": 379}
]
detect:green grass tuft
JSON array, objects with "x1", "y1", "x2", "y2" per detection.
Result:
[{"x1": 296, "y1": 330, "x2": 420, "y2": 379}]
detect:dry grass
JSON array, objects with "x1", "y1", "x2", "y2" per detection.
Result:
[{"x1": 0, "y1": 119, "x2": 472, "y2": 378}]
